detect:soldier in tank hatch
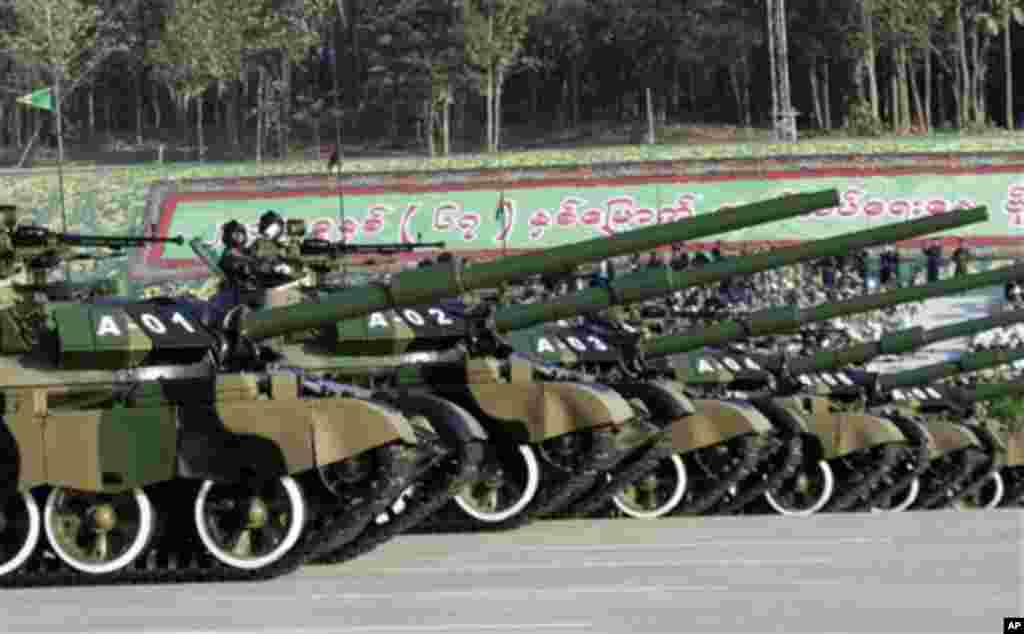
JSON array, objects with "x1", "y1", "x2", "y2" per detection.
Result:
[{"x1": 923, "y1": 238, "x2": 943, "y2": 283}]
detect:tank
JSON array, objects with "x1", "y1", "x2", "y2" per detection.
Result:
[
  {"x1": 284, "y1": 197, "x2": 987, "y2": 530},
  {"x1": 523, "y1": 262, "x2": 1022, "y2": 518},
  {"x1": 3, "y1": 188, "x2": 810, "y2": 586},
  {"x1": 863, "y1": 345, "x2": 1024, "y2": 510},
  {"x1": 349, "y1": 204, "x2": 986, "y2": 522},
  {"x1": 185, "y1": 189, "x2": 844, "y2": 545}
]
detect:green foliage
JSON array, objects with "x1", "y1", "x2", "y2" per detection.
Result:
[
  {"x1": 1, "y1": 0, "x2": 100, "y2": 83},
  {"x1": 843, "y1": 98, "x2": 885, "y2": 137},
  {"x1": 985, "y1": 395, "x2": 1024, "y2": 434},
  {"x1": 464, "y1": 0, "x2": 543, "y2": 74}
]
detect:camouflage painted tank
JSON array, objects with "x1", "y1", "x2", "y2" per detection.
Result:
[
  {"x1": 196, "y1": 190, "x2": 853, "y2": 534},
  {"x1": 515, "y1": 242, "x2": 1020, "y2": 519},
  {"x1": 2, "y1": 191, "x2": 748, "y2": 585},
  {"x1": 867, "y1": 344, "x2": 1024, "y2": 511}
]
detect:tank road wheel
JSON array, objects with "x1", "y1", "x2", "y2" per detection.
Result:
[
  {"x1": 764, "y1": 460, "x2": 835, "y2": 517},
  {"x1": 959, "y1": 472, "x2": 1006, "y2": 511},
  {"x1": 453, "y1": 444, "x2": 540, "y2": 524},
  {"x1": 871, "y1": 477, "x2": 920, "y2": 513},
  {"x1": 43, "y1": 487, "x2": 154, "y2": 575},
  {"x1": 0, "y1": 492, "x2": 41, "y2": 576},
  {"x1": 611, "y1": 454, "x2": 688, "y2": 519},
  {"x1": 194, "y1": 476, "x2": 306, "y2": 571}
]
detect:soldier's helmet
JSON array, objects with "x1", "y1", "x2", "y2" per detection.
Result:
[
  {"x1": 222, "y1": 220, "x2": 248, "y2": 250},
  {"x1": 259, "y1": 210, "x2": 285, "y2": 240}
]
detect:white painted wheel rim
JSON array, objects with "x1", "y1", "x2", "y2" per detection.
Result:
[
  {"x1": 44, "y1": 487, "x2": 154, "y2": 575},
  {"x1": 0, "y1": 492, "x2": 40, "y2": 576},
  {"x1": 194, "y1": 476, "x2": 306, "y2": 571},
  {"x1": 454, "y1": 444, "x2": 540, "y2": 523},
  {"x1": 871, "y1": 477, "x2": 920, "y2": 513},
  {"x1": 764, "y1": 460, "x2": 835, "y2": 517},
  {"x1": 612, "y1": 454, "x2": 688, "y2": 519},
  {"x1": 962, "y1": 472, "x2": 1005, "y2": 511}
]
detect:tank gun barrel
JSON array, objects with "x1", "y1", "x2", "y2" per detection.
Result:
[
  {"x1": 11, "y1": 225, "x2": 184, "y2": 250},
  {"x1": 878, "y1": 346, "x2": 1024, "y2": 390},
  {"x1": 492, "y1": 205, "x2": 988, "y2": 333},
  {"x1": 640, "y1": 266, "x2": 1024, "y2": 360},
  {"x1": 240, "y1": 189, "x2": 841, "y2": 341},
  {"x1": 957, "y1": 378, "x2": 1024, "y2": 403}
]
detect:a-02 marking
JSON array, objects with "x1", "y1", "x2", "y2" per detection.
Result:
[
  {"x1": 891, "y1": 387, "x2": 944, "y2": 401},
  {"x1": 368, "y1": 308, "x2": 457, "y2": 329}
]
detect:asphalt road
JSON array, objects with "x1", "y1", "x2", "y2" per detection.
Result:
[{"x1": 1, "y1": 510, "x2": 1020, "y2": 634}]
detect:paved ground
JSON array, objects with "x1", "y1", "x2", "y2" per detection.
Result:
[{"x1": 1, "y1": 511, "x2": 1020, "y2": 634}]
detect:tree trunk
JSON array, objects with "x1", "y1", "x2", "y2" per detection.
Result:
[
  {"x1": 256, "y1": 70, "x2": 264, "y2": 162},
  {"x1": 151, "y1": 81, "x2": 162, "y2": 131},
  {"x1": 197, "y1": 94, "x2": 205, "y2": 162},
  {"x1": 570, "y1": 58, "x2": 580, "y2": 127},
  {"x1": 645, "y1": 86, "x2": 656, "y2": 144},
  {"x1": 485, "y1": 63, "x2": 494, "y2": 152},
  {"x1": 901, "y1": 46, "x2": 912, "y2": 131},
  {"x1": 910, "y1": 50, "x2": 925, "y2": 132},
  {"x1": 425, "y1": 98, "x2": 435, "y2": 157},
  {"x1": 729, "y1": 61, "x2": 744, "y2": 125},
  {"x1": 136, "y1": 71, "x2": 144, "y2": 145},
  {"x1": 822, "y1": 60, "x2": 832, "y2": 129},
  {"x1": 280, "y1": 53, "x2": 291, "y2": 159},
  {"x1": 890, "y1": 53, "x2": 899, "y2": 131},
  {"x1": 767, "y1": 0, "x2": 797, "y2": 141},
  {"x1": 924, "y1": 26, "x2": 933, "y2": 130},
  {"x1": 88, "y1": 88, "x2": 95, "y2": 141},
  {"x1": 972, "y1": 27, "x2": 983, "y2": 124},
  {"x1": 863, "y1": 0, "x2": 880, "y2": 119},
  {"x1": 956, "y1": 0, "x2": 970, "y2": 127},
  {"x1": 495, "y1": 65, "x2": 504, "y2": 151},
  {"x1": 809, "y1": 61, "x2": 823, "y2": 128},
  {"x1": 1007, "y1": 12, "x2": 1014, "y2": 129}
]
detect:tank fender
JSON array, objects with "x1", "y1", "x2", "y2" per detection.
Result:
[
  {"x1": 804, "y1": 412, "x2": 907, "y2": 460},
  {"x1": 468, "y1": 381, "x2": 635, "y2": 443},
  {"x1": 610, "y1": 381, "x2": 696, "y2": 422},
  {"x1": 917, "y1": 419, "x2": 982, "y2": 458},
  {"x1": 1005, "y1": 431, "x2": 1024, "y2": 467},
  {"x1": 176, "y1": 402, "x2": 291, "y2": 484},
  {"x1": 754, "y1": 398, "x2": 826, "y2": 463},
  {"x1": 309, "y1": 397, "x2": 418, "y2": 468},
  {"x1": 381, "y1": 391, "x2": 488, "y2": 446},
  {"x1": 670, "y1": 399, "x2": 773, "y2": 453}
]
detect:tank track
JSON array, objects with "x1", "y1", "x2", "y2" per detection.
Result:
[
  {"x1": 859, "y1": 412, "x2": 932, "y2": 511},
  {"x1": 999, "y1": 466, "x2": 1024, "y2": 507},
  {"x1": 714, "y1": 435, "x2": 803, "y2": 514},
  {"x1": 0, "y1": 441, "x2": 424, "y2": 588},
  {"x1": 309, "y1": 443, "x2": 434, "y2": 561},
  {"x1": 945, "y1": 425, "x2": 1004, "y2": 508},
  {"x1": 670, "y1": 434, "x2": 766, "y2": 516},
  {"x1": 914, "y1": 446, "x2": 991, "y2": 510},
  {"x1": 559, "y1": 438, "x2": 676, "y2": 518},
  {"x1": 418, "y1": 426, "x2": 625, "y2": 532},
  {"x1": 824, "y1": 445, "x2": 904, "y2": 512},
  {"x1": 313, "y1": 440, "x2": 485, "y2": 565}
]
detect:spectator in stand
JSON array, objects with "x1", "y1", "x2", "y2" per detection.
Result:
[
  {"x1": 923, "y1": 238, "x2": 943, "y2": 283},
  {"x1": 952, "y1": 237, "x2": 972, "y2": 277}
]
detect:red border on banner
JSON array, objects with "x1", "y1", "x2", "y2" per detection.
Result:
[{"x1": 147, "y1": 163, "x2": 1024, "y2": 269}]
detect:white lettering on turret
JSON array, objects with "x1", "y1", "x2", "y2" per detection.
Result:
[
  {"x1": 926, "y1": 387, "x2": 943, "y2": 399},
  {"x1": 744, "y1": 357, "x2": 762, "y2": 370},
  {"x1": 369, "y1": 313, "x2": 389, "y2": 329},
  {"x1": 722, "y1": 357, "x2": 742, "y2": 372},
  {"x1": 140, "y1": 313, "x2": 167, "y2": 334},
  {"x1": 402, "y1": 309, "x2": 425, "y2": 326},
  {"x1": 893, "y1": 389, "x2": 907, "y2": 400},
  {"x1": 537, "y1": 338, "x2": 557, "y2": 353},
  {"x1": 587, "y1": 336, "x2": 609, "y2": 351},
  {"x1": 798, "y1": 374, "x2": 814, "y2": 386},
  {"x1": 96, "y1": 315, "x2": 122, "y2": 337},
  {"x1": 170, "y1": 312, "x2": 196, "y2": 333},
  {"x1": 428, "y1": 308, "x2": 454, "y2": 325},
  {"x1": 696, "y1": 359, "x2": 717, "y2": 373},
  {"x1": 566, "y1": 336, "x2": 587, "y2": 352},
  {"x1": 836, "y1": 372, "x2": 854, "y2": 386}
]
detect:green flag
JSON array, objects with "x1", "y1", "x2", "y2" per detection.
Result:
[{"x1": 17, "y1": 87, "x2": 53, "y2": 112}]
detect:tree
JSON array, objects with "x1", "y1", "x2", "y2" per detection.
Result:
[
  {"x1": 765, "y1": 0, "x2": 797, "y2": 141},
  {"x1": 464, "y1": 0, "x2": 543, "y2": 152},
  {"x1": 1, "y1": 0, "x2": 109, "y2": 165}
]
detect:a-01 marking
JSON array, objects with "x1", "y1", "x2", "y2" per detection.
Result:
[{"x1": 94, "y1": 306, "x2": 213, "y2": 349}]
